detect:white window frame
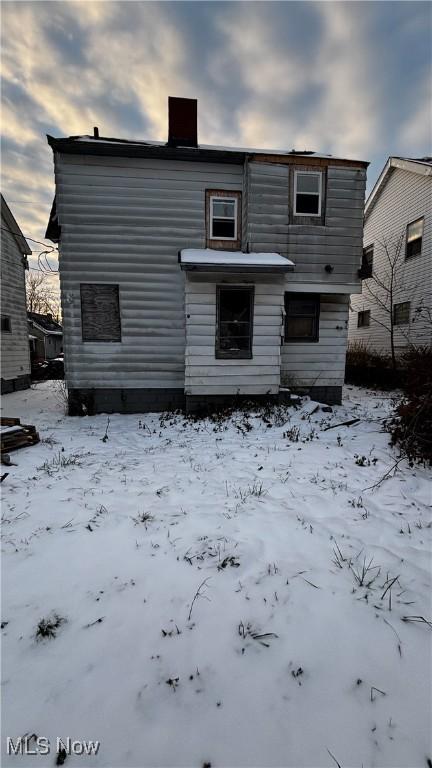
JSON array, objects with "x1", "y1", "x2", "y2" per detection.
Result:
[
  {"x1": 293, "y1": 170, "x2": 322, "y2": 217},
  {"x1": 210, "y1": 195, "x2": 238, "y2": 241}
]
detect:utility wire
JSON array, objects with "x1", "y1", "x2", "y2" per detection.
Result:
[{"x1": 1, "y1": 225, "x2": 58, "y2": 249}]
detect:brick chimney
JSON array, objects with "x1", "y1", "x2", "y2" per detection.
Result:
[{"x1": 168, "y1": 97, "x2": 197, "y2": 148}]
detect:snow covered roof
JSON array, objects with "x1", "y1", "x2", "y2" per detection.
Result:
[
  {"x1": 28, "y1": 312, "x2": 63, "y2": 335},
  {"x1": 180, "y1": 249, "x2": 294, "y2": 273},
  {"x1": 365, "y1": 156, "x2": 432, "y2": 219}
]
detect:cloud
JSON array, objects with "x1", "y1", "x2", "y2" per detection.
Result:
[{"x1": 1, "y1": 0, "x2": 430, "y2": 257}]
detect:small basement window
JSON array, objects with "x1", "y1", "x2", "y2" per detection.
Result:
[
  {"x1": 393, "y1": 301, "x2": 410, "y2": 326},
  {"x1": 357, "y1": 310, "x2": 370, "y2": 328},
  {"x1": 406, "y1": 218, "x2": 424, "y2": 259},
  {"x1": 360, "y1": 245, "x2": 374, "y2": 279},
  {"x1": 80, "y1": 283, "x2": 121, "y2": 342},
  {"x1": 294, "y1": 171, "x2": 322, "y2": 216},
  {"x1": 1, "y1": 315, "x2": 12, "y2": 332},
  {"x1": 216, "y1": 286, "x2": 254, "y2": 359},
  {"x1": 284, "y1": 294, "x2": 320, "y2": 342}
]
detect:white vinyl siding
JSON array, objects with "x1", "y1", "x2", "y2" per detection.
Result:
[
  {"x1": 184, "y1": 274, "x2": 283, "y2": 395},
  {"x1": 246, "y1": 162, "x2": 366, "y2": 292},
  {"x1": 55, "y1": 154, "x2": 243, "y2": 389},
  {"x1": 349, "y1": 167, "x2": 432, "y2": 353},
  {"x1": 281, "y1": 295, "x2": 349, "y2": 388},
  {"x1": 1, "y1": 211, "x2": 31, "y2": 382}
]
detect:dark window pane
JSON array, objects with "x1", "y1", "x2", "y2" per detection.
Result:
[
  {"x1": 357, "y1": 310, "x2": 370, "y2": 328},
  {"x1": 81, "y1": 284, "x2": 121, "y2": 342},
  {"x1": 1, "y1": 315, "x2": 12, "y2": 332},
  {"x1": 216, "y1": 287, "x2": 253, "y2": 358},
  {"x1": 295, "y1": 193, "x2": 319, "y2": 215},
  {"x1": 212, "y1": 218, "x2": 236, "y2": 238},
  {"x1": 284, "y1": 293, "x2": 319, "y2": 342},
  {"x1": 406, "y1": 237, "x2": 422, "y2": 259},
  {"x1": 393, "y1": 302, "x2": 410, "y2": 326},
  {"x1": 286, "y1": 317, "x2": 315, "y2": 338}
]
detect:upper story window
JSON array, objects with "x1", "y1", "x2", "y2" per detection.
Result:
[
  {"x1": 406, "y1": 217, "x2": 424, "y2": 259},
  {"x1": 393, "y1": 301, "x2": 410, "y2": 326},
  {"x1": 211, "y1": 197, "x2": 238, "y2": 239},
  {"x1": 360, "y1": 245, "x2": 374, "y2": 279},
  {"x1": 294, "y1": 171, "x2": 322, "y2": 217},
  {"x1": 206, "y1": 190, "x2": 241, "y2": 249}
]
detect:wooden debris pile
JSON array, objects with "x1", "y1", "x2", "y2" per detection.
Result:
[{"x1": 1, "y1": 417, "x2": 39, "y2": 455}]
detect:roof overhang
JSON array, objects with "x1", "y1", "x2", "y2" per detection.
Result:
[
  {"x1": 1, "y1": 194, "x2": 31, "y2": 256},
  {"x1": 45, "y1": 197, "x2": 60, "y2": 242},
  {"x1": 46, "y1": 135, "x2": 368, "y2": 169},
  {"x1": 365, "y1": 156, "x2": 432, "y2": 220},
  {"x1": 179, "y1": 248, "x2": 295, "y2": 273}
]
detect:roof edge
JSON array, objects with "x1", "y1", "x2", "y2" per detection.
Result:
[
  {"x1": 46, "y1": 135, "x2": 368, "y2": 168},
  {"x1": 1, "y1": 194, "x2": 31, "y2": 255},
  {"x1": 365, "y1": 156, "x2": 432, "y2": 219}
]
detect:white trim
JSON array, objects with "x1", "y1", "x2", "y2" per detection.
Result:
[
  {"x1": 209, "y1": 195, "x2": 238, "y2": 241},
  {"x1": 293, "y1": 170, "x2": 322, "y2": 217},
  {"x1": 365, "y1": 157, "x2": 432, "y2": 220}
]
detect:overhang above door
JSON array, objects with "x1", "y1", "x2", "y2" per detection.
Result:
[{"x1": 179, "y1": 248, "x2": 295, "y2": 274}]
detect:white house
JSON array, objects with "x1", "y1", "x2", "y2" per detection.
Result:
[
  {"x1": 46, "y1": 97, "x2": 368, "y2": 414},
  {"x1": 28, "y1": 312, "x2": 63, "y2": 360},
  {"x1": 349, "y1": 156, "x2": 432, "y2": 355},
  {"x1": 1, "y1": 194, "x2": 32, "y2": 394}
]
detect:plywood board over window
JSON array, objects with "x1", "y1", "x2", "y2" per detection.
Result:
[
  {"x1": 80, "y1": 283, "x2": 121, "y2": 342},
  {"x1": 206, "y1": 189, "x2": 242, "y2": 250}
]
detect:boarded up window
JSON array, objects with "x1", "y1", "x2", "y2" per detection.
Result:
[{"x1": 80, "y1": 284, "x2": 121, "y2": 342}]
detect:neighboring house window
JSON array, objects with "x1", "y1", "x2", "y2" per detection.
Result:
[
  {"x1": 284, "y1": 294, "x2": 320, "y2": 342},
  {"x1": 357, "y1": 310, "x2": 370, "y2": 328},
  {"x1": 216, "y1": 285, "x2": 254, "y2": 359},
  {"x1": 393, "y1": 301, "x2": 410, "y2": 326},
  {"x1": 80, "y1": 283, "x2": 121, "y2": 342},
  {"x1": 206, "y1": 190, "x2": 241, "y2": 248},
  {"x1": 360, "y1": 245, "x2": 374, "y2": 279},
  {"x1": 406, "y1": 217, "x2": 424, "y2": 259},
  {"x1": 1, "y1": 315, "x2": 12, "y2": 332},
  {"x1": 294, "y1": 171, "x2": 322, "y2": 216}
]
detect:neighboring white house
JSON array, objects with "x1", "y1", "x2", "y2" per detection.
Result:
[
  {"x1": 46, "y1": 97, "x2": 368, "y2": 414},
  {"x1": 349, "y1": 157, "x2": 432, "y2": 355},
  {"x1": 1, "y1": 194, "x2": 32, "y2": 394},
  {"x1": 28, "y1": 312, "x2": 63, "y2": 360}
]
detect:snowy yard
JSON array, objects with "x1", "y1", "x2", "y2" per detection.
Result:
[{"x1": 1, "y1": 382, "x2": 431, "y2": 768}]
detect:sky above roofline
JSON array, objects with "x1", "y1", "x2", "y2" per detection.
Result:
[{"x1": 1, "y1": 0, "x2": 431, "y2": 274}]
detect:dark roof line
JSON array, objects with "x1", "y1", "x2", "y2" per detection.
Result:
[{"x1": 46, "y1": 135, "x2": 369, "y2": 167}]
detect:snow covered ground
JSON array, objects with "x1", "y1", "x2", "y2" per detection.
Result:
[{"x1": 1, "y1": 382, "x2": 431, "y2": 768}]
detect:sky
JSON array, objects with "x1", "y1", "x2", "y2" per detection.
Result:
[{"x1": 1, "y1": 0, "x2": 431, "y2": 273}]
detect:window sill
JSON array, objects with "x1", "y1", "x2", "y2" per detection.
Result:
[
  {"x1": 283, "y1": 338, "x2": 319, "y2": 344},
  {"x1": 215, "y1": 351, "x2": 253, "y2": 360}
]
